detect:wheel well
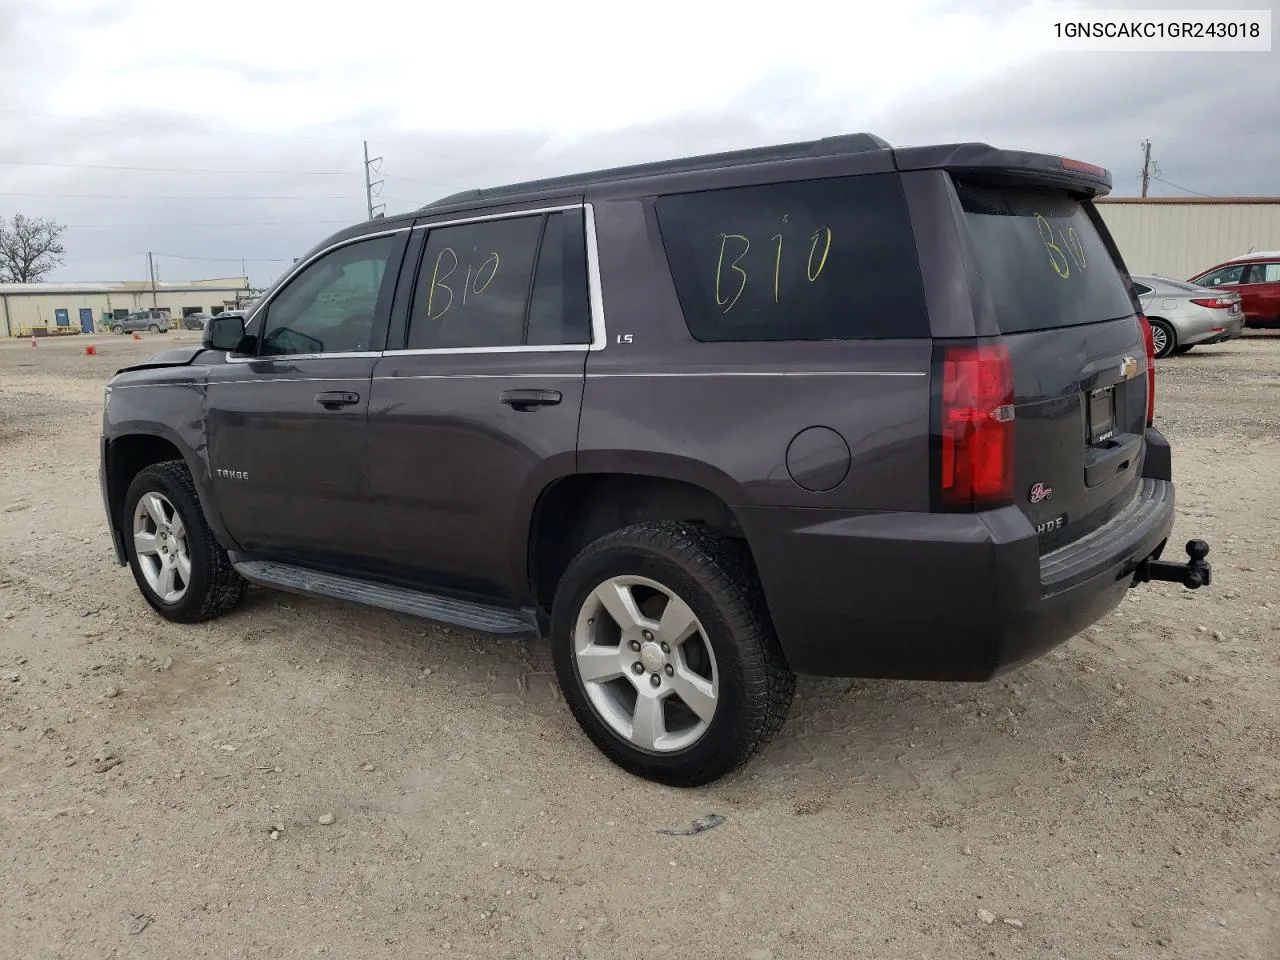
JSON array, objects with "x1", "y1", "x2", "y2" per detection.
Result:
[
  {"x1": 106, "y1": 435, "x2": 184, "y2": 527},
  {"x1": 528, "y1": 474, "x2": 747, "y2": 613}
]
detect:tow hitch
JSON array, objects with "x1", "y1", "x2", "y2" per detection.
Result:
[{"x1": 1133, "y1": 539, "x2": 1212, "y2": 590}]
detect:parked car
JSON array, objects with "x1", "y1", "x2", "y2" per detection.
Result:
[
  {"x1": 109, "y1": 308, "x2": 171, "y2": 335},
  {"x1": 98, "y1": 133, "x2": 1214, "y2": 786},
  {"x1": 1130, "y1": 274, "x2": 1244, "y2": 358},
  {"x1": 1188, "y1": 251, "x2": 1280, "y2": 328},
  {"x1": 181, "y1": 312, "x2": 213, "y2": 331}
]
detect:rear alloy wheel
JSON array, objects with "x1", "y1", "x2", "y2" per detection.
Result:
[
  {"x1": 551, "y1": 521, "x2": 795, "y2": 787},
  {"x1": 111, "y1": 326, "x2": 124, "y2": 335},
  {"x1": 123, "y1": 461, "x2": 246, "y2": 623},
  {"x1": 147, "y1": 324, "x2": 160, "y2": 333},
  {"x1": 1148, "y1": 318, "x2": 1176, "y2": 359}
]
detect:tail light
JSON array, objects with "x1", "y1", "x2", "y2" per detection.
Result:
[
  {"x1": 936, "y1": 342, "x2": 1015, "y2": 509},
  {"x1": 1137, "y1": 315, "x2": 1156, "y2": 426},
  {"x1": 1190, "y1": 297, "x2": 1234, "y2": 309}
]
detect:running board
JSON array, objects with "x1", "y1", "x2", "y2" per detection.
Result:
[{"x1": 232, "y1": 559, "x2": 539, "y2": 638}]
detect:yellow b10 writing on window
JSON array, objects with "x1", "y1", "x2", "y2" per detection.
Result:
[
  {"x1": 713, "y1": 220, "x2": 833, "y2": 314},
  {"x1": 1034, "y1": 213, "x2": 1088, "y2": 280},
  {"x1": 425, "y1": 246, "x2": 501, "y2": 320}
]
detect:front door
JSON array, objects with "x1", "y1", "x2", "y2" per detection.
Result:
[
  {"x1": 79, "y1": 308, "x2": 94, "y2": 333},
  {"x1": 205, "y1": 230, "x2": 408, "y2": 564},
  {"x1": 367, "y1": 205, "x2": 594, "y2": 601}
]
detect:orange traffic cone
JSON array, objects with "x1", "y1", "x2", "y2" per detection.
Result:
[
  {"x1": 131, "y1": 333, "x2": 142, "y2": 341},
  {"x1": 85, "y1": 345, "x2": 97, "y2": 356}
]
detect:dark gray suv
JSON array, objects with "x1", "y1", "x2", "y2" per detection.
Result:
[{"x1": 98, "y1": 133, "x2": 1212, "y2": 786}]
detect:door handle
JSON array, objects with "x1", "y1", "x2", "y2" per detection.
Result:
[
  {"x1": 315, "y1": 390, "x2": 360, "y2": 409},
  {"x1": 500, "y1": 388, "x2": 562, "y2": 411}
]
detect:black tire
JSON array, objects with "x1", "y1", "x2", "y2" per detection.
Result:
[
  {"x1": 122, "y1": 461, "x2": 246, "y2": 623},
  {"x1": 550, "y1": 520, "x2": 795, "y2": 787},
  {"x1": 1149, "y1": 318, "x2": 1176, "y2": 359},
  {"x1": 147, "y1": 324, "x2": 160, "y2": 333}
]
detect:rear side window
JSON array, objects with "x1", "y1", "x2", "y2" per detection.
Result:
[
  {"x1": 655, "y1": 173, "x2": 929, "y2": 342},
  {"x1": 407, "y1": 209, "x2": 591, "y2": 349},
  {"x1": 954, "y1": 180, "x2": 1134, "y2": 333}
]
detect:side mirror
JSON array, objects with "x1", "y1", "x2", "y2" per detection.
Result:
[{"x1": 204, "y1": 314, "x2": 247, "y2": 352}]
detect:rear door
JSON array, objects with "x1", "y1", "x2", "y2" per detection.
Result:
[
  {"x1": 950, "y1": 177, "x2": 1149, "y2": 552},
  {"x1": 365, "y1": 204, "x2": 593, "y2": 601},
  {"x1": 1242, "y1": 261, "x2": 1280, "y2": 325}
]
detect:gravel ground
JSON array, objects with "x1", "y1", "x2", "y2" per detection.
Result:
[{"x1": 1, "y1": 330, "x2": 1277, "y2": 960}]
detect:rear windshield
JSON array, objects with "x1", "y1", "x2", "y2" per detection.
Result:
[
  {"x1": 655, "y1": 173, "x2": 930, "y2": 342},
  {"x1": 954, "y1": 179, "x2": 1135, "y2": 334}
]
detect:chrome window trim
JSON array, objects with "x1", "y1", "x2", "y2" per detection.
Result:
[
  {"x1": 222, "y1": 202, "x2": 608, "y2": 366},
  {"x1": 383, "y1": 201, "x2": 607, "y2": 357}
]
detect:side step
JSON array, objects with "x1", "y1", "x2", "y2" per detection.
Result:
[{"x1": 232, "y1": 559, "x2": 539, "y2": 639}]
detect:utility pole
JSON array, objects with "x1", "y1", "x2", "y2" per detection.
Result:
[
  {"x1": 363, "y1": 140, "x2": 385, "y2": 220},
  {"x1": 1140, "y1": 139, "x2": 1153, "y2": 198},
  {"x1": 147, "y1": 252, "x2": 158, "y2": 307}
]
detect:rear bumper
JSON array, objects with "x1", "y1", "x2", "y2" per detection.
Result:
[
  {"x1": 740, "y1": 428, "x2": 1182, "y2": 681},
  {"x1": 1190, "y1": 312, "x2": 1245, "y2": 345}
]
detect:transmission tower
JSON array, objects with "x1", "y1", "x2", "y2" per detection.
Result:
[{"x1": 364, "y1": 141, "x2": 385, "y2": 220}]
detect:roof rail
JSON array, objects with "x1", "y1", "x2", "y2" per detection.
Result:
[{"x1": 420, "y1": 132, "x2": 892, "y2": 211}]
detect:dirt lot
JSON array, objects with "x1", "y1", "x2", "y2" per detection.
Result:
[{"x1": 1, "y1": 330, "x2": 1277, "y2": 960}]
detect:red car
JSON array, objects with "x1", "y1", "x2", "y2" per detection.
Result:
[{"x1": 1188, "y1": 252, "x2": 1280, "y2": 329}]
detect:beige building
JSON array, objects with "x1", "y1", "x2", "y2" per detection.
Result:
[
  {"x1": 1096, "y1": 197, "x2": 1280, "y2": 280},
  {"x1": 0, "y1": 277, "x2": 251, "y2": 337}
]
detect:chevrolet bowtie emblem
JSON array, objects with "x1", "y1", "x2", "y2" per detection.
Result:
[{"x1": 1120, "y1": 356, "x2": 1139, "y2": 379}]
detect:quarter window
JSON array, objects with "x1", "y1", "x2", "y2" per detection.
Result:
[
  {"x1": 258, "y1": 235, "x2": 395, "y2": 357},
  {"x1": 1245, "y1": 262, "x2": 1280, "y2": 283},
  {"x1": 406, "y1": 210, "x2": 591, "y2": 349},
  {"x1": 654, "y1": 173, "x2": 929, "y2": 342}
]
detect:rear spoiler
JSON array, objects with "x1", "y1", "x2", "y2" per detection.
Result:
[{"x1": 894, "y1": 143, "x2": 1113, "y2": 198}]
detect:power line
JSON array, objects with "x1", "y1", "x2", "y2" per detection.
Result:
[
  {"x1": 1, "y1": 191, "x2": 360, "y2": 201},
  {"x1": 63, "y1": 220, "x2": 353, "y2": 228},
  {"x1": 1151, "y1": 176, "x2": 1214, "y2": 198},
  {"x1": 0, "y1": 108, "x2": 360, "y2": 144},
  {"x1": 0, "y1": 158, "x2": 356, "y2": 175}
]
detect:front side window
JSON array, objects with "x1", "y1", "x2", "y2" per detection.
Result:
[
  {"x1": 655, "y1": 173, "x2": 929, "y2": 342},
  {"x1": 258, "y1": 235, "x2": 395, "y2": 356},
  {"x1": 406, "y1": 210, "x2": 591, "y2": 349},
  {"x1": 1194, "y1": 263, "x2": 1246, "y2": 287}
]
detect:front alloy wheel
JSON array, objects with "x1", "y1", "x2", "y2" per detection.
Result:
[
  {"x1": 122, "y1": 461, "x2": 246, "y2": 622},
  {"x1": 132, "y1": 491, "x2": 192, "y2": 604}
]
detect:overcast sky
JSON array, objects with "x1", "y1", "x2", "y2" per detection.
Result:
[{"x1": 2, "y1": 0, "x2": 1275, "y2": 286}]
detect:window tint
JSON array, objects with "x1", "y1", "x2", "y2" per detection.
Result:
[
  {"x1": 408, "y1": 215, "x2": 543, "y2": 349},
  {"x1": 1195, "y1": 263, "x2": 1246, "y2": 286},
  {"x1": 655, "y1": 173, "x2": 929, "y2": 342},
  {"x1": 954, "y1": 180, "x2": 1134, "y2": 333},
  {"x1": 259, "y1": 235, "x2": 394, "y2": 356},
  {"x1": 526, "y1": 210, "x2": 592, "y2": 345}
]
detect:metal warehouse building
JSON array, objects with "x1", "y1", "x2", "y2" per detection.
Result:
[
  {"x1": 1, "y1": 277, "x2": 251, "y2": 337},
  {"x1": 1096, "y1": 197, "x2": 1280, "y2": 281}
]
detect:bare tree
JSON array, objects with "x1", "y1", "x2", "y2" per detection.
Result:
[{"x1": 0, "y1": 214, "x2": 67, "y2": 283}]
